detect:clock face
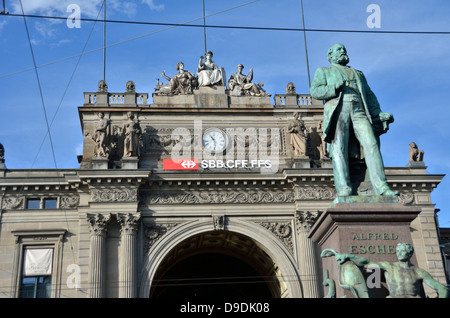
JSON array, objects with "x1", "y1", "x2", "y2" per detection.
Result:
[{"x1": 202, "y1": 128, "x2": 227, "y2": 153}]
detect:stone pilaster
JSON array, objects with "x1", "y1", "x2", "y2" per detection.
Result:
[
  {"x1": 117, "y1": 213, "x2": 140, "y2": 298},
  {"x1": 295, "y1": 210, "x2": 321, "y2": 298},
  {"x1": 86, "y1": 213, "x2": 111, "y2": 298}
]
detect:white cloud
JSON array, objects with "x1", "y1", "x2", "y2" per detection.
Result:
[
  {"x1": 13, "y1": 0, "x2": 163, "y2": 17},
  {"x1": 141, "y1": 0, "x2": 164, "y2": 11},
  {"x1": 11, "y1": 0, "x2": 103, "y2": 18},
  {"x1": 0, "y1": 20, "x2": 7, "y2": 32}
]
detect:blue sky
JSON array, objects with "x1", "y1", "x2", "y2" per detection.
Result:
[{"x1": 1, "y1": 0, "x2": 449, "y2": 226}]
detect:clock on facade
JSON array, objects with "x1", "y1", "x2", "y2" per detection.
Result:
[{"x1": 202, "y1": 128, "x2": 228, "y2": 153}]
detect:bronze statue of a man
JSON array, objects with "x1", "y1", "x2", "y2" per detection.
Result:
[{"x1": 310, "y1": 43, "x2": 398, "y2": 196}]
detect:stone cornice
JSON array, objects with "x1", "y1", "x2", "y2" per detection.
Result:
[
  {"x1": 77, "y1": 170, "x2": 150, "y2": 186},
  {"x1": 0, "y1": 167, "x2": 444, "y2": 194}
]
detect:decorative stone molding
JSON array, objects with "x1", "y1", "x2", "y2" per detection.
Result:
[
  {"x1": 141, "y1": 127, "x2": 286, "y2": 156},
  {"x1": 91, "y1": 188, "x2": 138, "y2": 202},
  {"x1": 87, "y1": 213, "x2": 111, "y2": 237},
  {"x1": 294, "y1": 186, "x2": 336, "y2": 200},
  {"x1": 259, "y1": 221, "x2": 293, "y2": 253},
  {"x1": 143, "y1": 223, "x2": 178, "y2": 254},
  {"x1": 60, "y1": 195, "x2": 80, "y2": 209},
  {"x1": 399, "y1": 191, "x2": 415, "y2": 205},
  {"x1": 2, "y1": 195, "x2": 24, "y2": 209},
  {"x1": 117, "y1": 213, "x2": 141, "y2": 235},
  {"x1": 140, "y1": 190, "x2": 294, "y2": 205},
  {"x1": 213, "y1": 215, "x2": 225, "y2": 230},
  {"x1": 295, "y1": 210, "x2": 321, "y2": 232}
]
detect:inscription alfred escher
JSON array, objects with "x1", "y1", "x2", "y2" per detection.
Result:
[{"x1": 350, "y1": 232, "x2": 399, "y2": 255}]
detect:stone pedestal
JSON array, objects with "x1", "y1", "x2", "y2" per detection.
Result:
[
  {"x1": 91, "y1": 158, "x2": 109, "y2": 170},
  {"x1": 194, "y1": 86, "x2": 228, "y2": 108},
  {"x1": 292, "y1": 157, "x2": 310, "y2": 168},
  {"x1": 121, "y1": 157, "x2": 139, "y2": 169},
  {"x1": 0, "y1": 162, "x2": 5, "y2": 177},
  {"x1": 229, "y1": 95, "x2": 272, "y2": 108},
  {"x1": 95, "y1": 92, "x2": 109, "y2": 106},
  {"x1": 321, "y1": 158, "x2": 332, "y2": 168},
  {"x1": 152, "y1": 86, "x2": 229, "y2": 108},
  {"x1": 406, "y1": 161, "x2": 426, "y2": 168},
  {"x1": 308, "y1": 197, "x2": 421, "y2": 298}
]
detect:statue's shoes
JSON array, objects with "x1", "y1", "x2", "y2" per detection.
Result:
[
  {"x1": 380, "y1": 188, "x2": 399, "y2": 196},
  {"x1": 337, "y1": 188, "x2": 352, "y2": 196}
]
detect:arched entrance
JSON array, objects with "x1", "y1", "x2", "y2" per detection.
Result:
[{"x1": 150, "y1": 231, "x2": 282, "y2": 298}]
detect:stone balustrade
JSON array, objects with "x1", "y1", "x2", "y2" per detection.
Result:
[
  {"x1": 84, "y1": 92, "x2": 148, "y2": 107},
  {"x1": 274, "y1": 94, "x2": 323, "y2": 107}
]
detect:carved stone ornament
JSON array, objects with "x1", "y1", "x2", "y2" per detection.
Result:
[
  {"x1": 0, "y1": 142, "x2": 4, "y2": 163},
  {"x1": 409, "y1": 142, "x2": 424, "y2": 162},
  {"x1": 286, "y1": 82, "x2": 296, "y2": 95},
  {"x1": 126, "y1": 80, "x2": 136, "y2": 93},
  {"x1": 295, "y1": 210, "x2": 321, "y2": 232},
  {"x1": 87, "y1": 214, "x2": 111, "y2": 237},
  {"x1": 2, "y1": 195, "x2": 25, "y2": 209},
  {"x1": 98, "y1": 80, "x2": 108, "y2": 93},
  {"x1": 143, "y1": 223, "x2": 178, "y2": 254},
  {"x1": 91, "y1": 188, "x2": 138, "y2": 202},
  {"x1": 60, "y1": 195, "x2": 80, "y2": 209},
  {"x1": 399, "y1": 191, "x2": 415, "y2": 205},
  {"x1": 140, "y1": 190, "x2": 294, "y2": 205},
  {"x1": 213, "y1": 215, "x2": 225, "y2": 231},
  {"x1": 259, "y1": 221, "x2": 293, "y2": 253},
  {"x1": 295, "y1": 186, "x2": 336, "y2": 200},
  {"x1": 140, "y1": 127, "x2": 285, "y2": 158},
  {"x1": 117, "y1": 213, "x2": 141, "y2": 235}
]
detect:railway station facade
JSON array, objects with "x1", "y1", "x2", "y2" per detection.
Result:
[{"x1": 0, "y1": 73, "x2": 447, "y2": 298}]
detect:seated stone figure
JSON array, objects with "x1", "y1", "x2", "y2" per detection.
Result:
[
  {"x1": 226, "y1": 64, "x2": 267, "y2": 96},
  {"x1": 156, "y1": 62, "x2": 198, "y2": 95},
  {"x1": 197, "y1": 51, "x2": 225, "y2": 87}
]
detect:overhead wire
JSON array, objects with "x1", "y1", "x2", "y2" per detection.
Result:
[
  {"x1": 0, "y1": 0, "x2": 261, "y2": 79},
  {"x1": 29, "y1": 2, "x2": 105, "y2": 170},
  {"x1": 1, "y1": 2, "x2": 449, "y2": 79},
  {"x1": 18, "y1": 0, "x2": 58, "y2": 170},
  {"x1": 4, "y1": 11, "x2": 450, "y2": 34}
]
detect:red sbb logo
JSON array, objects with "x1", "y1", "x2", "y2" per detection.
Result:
[{"x1": 163, "y1": 159, "x2": 199, "y2": 170}]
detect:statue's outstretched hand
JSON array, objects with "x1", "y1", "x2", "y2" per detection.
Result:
[{"x1": 379, "y1": 112, "x2": 394, "y2": 123}]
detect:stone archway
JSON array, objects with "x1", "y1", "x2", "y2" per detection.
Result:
[
  {"x1": 150, "y1": 231, "x2": 281, "y2": 298},
  {"x1": 138, "y1": 219, "x2": 303, "y2": 298}
]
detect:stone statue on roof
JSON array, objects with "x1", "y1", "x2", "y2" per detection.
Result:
[
  {"x1": 197, "y1": 51, "x2": 226, "y2": 87},
  {"x1": 227, "y1": 64, "x2": 268, "y2": 96},
  {"x1": 156, "y1": 61, "x2": 198, "y2": 95}
]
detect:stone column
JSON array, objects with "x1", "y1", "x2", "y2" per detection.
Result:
[
  {"x1": 86, "y1": 214, "x2": 111, "y2": 298},
  {"x1": 117, "y1": 213, "x2": 141, "y2": 298},
  {"x1": 295, "y1": 210, "x2": 321, "y2": 298}
]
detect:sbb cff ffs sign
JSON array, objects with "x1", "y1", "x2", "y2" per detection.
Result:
[
  {"x1": 163, "y1": 159, "x2": 273, "y2": 170},
  {"x1": 163, "y1": 159, "x2": 199, "y2": 170}
]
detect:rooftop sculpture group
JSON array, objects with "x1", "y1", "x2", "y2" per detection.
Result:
[{"x1": 154, "y1": 51, "x2": 267, "y2": 97}]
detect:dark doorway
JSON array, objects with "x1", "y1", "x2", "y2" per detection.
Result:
[{"x1": 151, "y1": 252, "x2": 274, "y2": 298}]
